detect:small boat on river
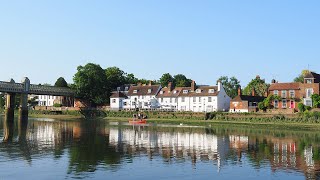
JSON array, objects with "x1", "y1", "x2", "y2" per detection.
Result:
[{"x1": 129, "y1": 119, "x2": 147, "y2": 124}]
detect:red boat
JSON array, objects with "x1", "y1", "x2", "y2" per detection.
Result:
[{"x1": 129, "y1": 119, "x2": 147, "y2": 124}]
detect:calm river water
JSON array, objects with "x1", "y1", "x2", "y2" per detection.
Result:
[{"x1": 0, "y1": 116, "x2": 319, "y2": 179}]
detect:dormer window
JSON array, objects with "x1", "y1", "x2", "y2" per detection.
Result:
[
  {"x1": 160, "y1": 91, "x2": 164, "y2": 94},
  {"x1": 306, "y1": 79, "x2": 313, "y2": 84},
  {"x1": 133, "y1": 90, "x2": 138, "y2": 93},
  {"x1": 125, "y1": 87, "x2": 129, "y2": 91},
  {"x1": 196, "y1": 89, "x2": 202, "y2": 93},
  {"x1": 148, "y1": 89, "x2": 152, "y2": 93},
  {"x1": 209, "y1": 89, "x2": 215, "y2": 93},
  {"x1": 117, "y1": 87, "x2": 121, "y2": 91},
  {"x1": 183, "y1": 90, "x2": 188, "y2": 94},
  {"x1": 173, "y1": 90, "x2": 177, "y2": 94}
]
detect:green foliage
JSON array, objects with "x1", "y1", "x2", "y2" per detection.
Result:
[
  {"x1": 53, "y1": 103, "x2": 62, "y2": 107},
  {"x1": 159, "y1": 73, "x2": 174, "y2": 87},
  {"x1": 258, "y1": 102, "x2": 266, "y2": 111},
  {"x1": 311, "y1": 94, "x2": 320, "y2": 108},
  {"x1": 243, "y1": 76, "x2": 269, "y2": 96},
  {"x1": 28, "y1": 96, "x2": 38, "y2": 106},
  {"x1": 174, "y1": 74, "x2": 192, "y2": 87},
  {"x1": 293, "y1": 70, "x2": 310, "y2": 83},
  {"x1": 298, "y1": 103, "x2": 305, "y2": 112},
  {"x1": 258, "y1": 95, "x2": 280, "y2": 110},
  {"x1": 73, "y1": 63, "x2": 108, "y2": 105},
  {"x1": 55, "y1": 77, "x2": 68, "y2": 87},
  {"x1": 217, "y1": 76, "x2": 240, "y2": 98}
]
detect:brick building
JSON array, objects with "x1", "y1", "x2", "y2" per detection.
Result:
[{"x1": 230, "y1": 87, "x2": 265, "y2": 113}]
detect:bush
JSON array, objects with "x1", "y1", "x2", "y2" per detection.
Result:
[
  {"x1": 298, "y1": 103, "x2": 305, "y2": 112},
  {"x1": 53, "y1": 103, "x2": 62, "y2": 107},
  {"x1": 305, "y1": 106, "x2": 312, "y2": 111}
]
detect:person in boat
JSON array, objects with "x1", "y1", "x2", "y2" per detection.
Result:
[
  {"x1": 138, "y1": 113, "x2": 141, "y2": 120},
  {"x1": 133, "y1": 114, "x2": 137, "y2": 121}
]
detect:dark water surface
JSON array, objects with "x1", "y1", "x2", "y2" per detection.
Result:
[{"x1": 0, "y1": 116, "x2": 319, "y2": 179}]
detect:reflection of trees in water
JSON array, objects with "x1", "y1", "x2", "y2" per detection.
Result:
[{"x1": 67, "y1": 120, "x2": 122, "y2": 175}]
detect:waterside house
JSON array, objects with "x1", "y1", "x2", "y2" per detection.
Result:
[
  {"x1": 268, "y1": 72, "x2": 320, "y2": 112},
  {"x1": 230, "y1": 87, "x2": 265, "y2": 113}
]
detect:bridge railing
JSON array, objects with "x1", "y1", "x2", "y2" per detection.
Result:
[
  {"x1": 0, "y1": 81, "x2": 24, "y2": 93},
  {"x1": 29, "y1": 84, "x2": 74, "y2": 96}
]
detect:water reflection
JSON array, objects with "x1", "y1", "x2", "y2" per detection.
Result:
[{"x1": 1, "y1": 117, "x2": 320, "y2": 179}]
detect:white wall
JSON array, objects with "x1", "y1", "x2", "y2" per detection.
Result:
[
  {"x1": 38, "y1": 95, "x2": 59, "y2": 106},
  {"x1": 110, "y1": 98, "x2": 125, "y2": 110}
]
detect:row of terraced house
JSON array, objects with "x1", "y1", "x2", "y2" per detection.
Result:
[{"x1": 110, "y1": 71, "x2": 320, "y2": 113}]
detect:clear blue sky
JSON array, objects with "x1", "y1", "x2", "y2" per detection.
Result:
[{"x1": 0, "y1": 1, "x2": 319, "y2": 86}]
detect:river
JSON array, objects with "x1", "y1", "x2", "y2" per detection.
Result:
[{"x1": 0, "y1": 116, "x2": 319, "y2": 179}]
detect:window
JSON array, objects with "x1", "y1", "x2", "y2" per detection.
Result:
[
  {"x1": 274, "y1": 100, "x2": 279, "y2": 108},
  {"x1": 124, "y1": 102, "x2": 127, "y2": 106},
  {"x1": 170, "y1": 98, "x2": 172, "y2": 103},
  {"x1": 132, "y1": 102, "x2": 136, "y2": 105},
  {"x1": 196, "y1": 89, "x2": 202, "y2": 93},
  {"x1": 183, "y1": 90, "x2": 188, "y2": 94},
  {"x1": 306, "y1": 88, "x2": 313, "y2": 98},
  {"x1": 133, "y1": 90, "x2": 138, "y2": 93},
  {"x1": 173, "y1": 90, "x2": 177, "y2": 94},
  {"x1": 209, "y1": 89, "x2": 215, "y2": 93},
  {"x1": 281, "y1": 90, "x2": 287, "y2": 98},
  {"x1": 148, "y1": 89, "x2": 152, "y2": 93},
  {"x1": 117, "y1": 87, "x2": 121, "y2": 91},
  {"x1": 282, "y1": 100, "x2": 287, "y2": 108},
  {"x1": 181, "y1": 97, "x2": 185, "y2": 102},
  {"x1": 208, "y1": 97, "x2": 212, "y2": 102},
  {"x1": 174, "y1": 98, "x2": 177, "y2": 103},
  {"x1": 144, "y1": 102, "x2": 148, "y2": 106},
  {"x1": 306, "y1": 79, "x2": 313, "y2": 84},
  {"x1": 112, "y1": 99, "x2": 116, "y2": 103},
  {"x1": 161, "y1": 98, "x2": 163, "y2": 103},
  {"x1": 160, "y1": 91, "x2": 164, "y2": 94},
  {"x1": 289, "y1": 90, "x2": 295, "y2": 98},
  {"x1": 274, "y1": 90, "x2": 278, "y2": 96},
  {"x1": 199, "y1": 97, "x2": 201, "y2": 102},
  {"x1": 193, "y1": 97, "x2": 196, "y2": 103},
  {"x1": 141, "y1": 96, "x2": 144, "y2": 99},
  {"x1": 305, "y1": 99, "x2": 312, "y2": 107},
  {"x1": 125, "y1": 87, "x2": 129, "y2": 91}
]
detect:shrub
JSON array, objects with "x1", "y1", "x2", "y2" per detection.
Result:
[
  {"x1": 53, "y1": 103, "x2": 62, "y2": 107},
  {"x1": 305, "y1": 106, "x2": 312, "y2": 111},
  {"x1": 298, "y1": 103, "x2": 305, "y2": 112}
]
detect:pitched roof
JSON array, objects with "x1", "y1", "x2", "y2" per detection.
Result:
[
  {"x1": 188, "y1": 86, "x2": 219, "y2": 97},
  {"x1": 127, "y1": 85, "x2": 161, "y2": 96},
  {"x1": 231, "y1": 95, "x2": 265, "y2": 102},
  {"x1": 110, "y1": 91, "x2": 127, "y2": 98},
  {"x1": 156, "y1": 87, "x2": 183, "y2": 98},
  {"x1": 269, "y1": 83, "x2": 301, "y2": 90},
  {"x1": 304, "y1": 72, "x2": 320, "y2": 83}
]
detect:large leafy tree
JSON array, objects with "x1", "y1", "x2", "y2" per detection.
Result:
[
  {"x1": 159, "y1": 73, "x2": 174, "y2": 87},
  {"x1": 243, "y1": 76, "x2": 269, "y2": 96},
  {"x1": 73, "y1": 63, "x2": 108, "y2": 105},
  {"x1": 174, "y1": 74, "x2": 192, "y2": 87},
  {"x1": 54, "y1": 77, "x2": 68, "y2": 87},
  {"x1": 217, "y1": 76, "x2": 241, "y2": 98},
  {"x1": 294, "y1": 70, "x2": 310, "y2": 83},
  {"x1": 125, "y1": 73, "x2": 138, "y2": 84}
]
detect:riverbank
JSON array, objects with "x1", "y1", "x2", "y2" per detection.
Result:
[{"x1": 28, "y1": 114, "x2": 82, "y2": 120}]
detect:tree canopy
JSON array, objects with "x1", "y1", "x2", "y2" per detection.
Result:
[
  {"x1": 54, "y1": 77, "x2": 68, "y2": 87},
  {"x1": 243, "y1": 76, "x2": 269, "y2": 96},
  {"x1": 217, "y1": 76, "x2": 241, "y2": 98},
  {"x1": 73, "y1": 63, "x2": 108, "y2": 105},
  {"x1": 0, "y1": 93, "x2": 4, "y2": 108},
  {"x1": 174, "y1": 74, "x2": 192, "y2": 87},
  {"x1": 293, "y1": 69, "x2": 310, "y2": 83},
  {"x1": 159, "y1": 73, "x2": 174, "y2": 87}
]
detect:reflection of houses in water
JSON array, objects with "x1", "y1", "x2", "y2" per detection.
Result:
[{"x1": 109, "y1": 127, "x2": 230, "y2": 170}]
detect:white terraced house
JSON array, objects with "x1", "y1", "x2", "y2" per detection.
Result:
[
  {"x1": 176, "y1": 81, "x2": 230, "y2": 112},
  {"x1": 110, "y1": 81, "x2": 162, "y2": 110},
  {"x1": 110, "y1": 80, "x2": 231, "y2": 112}
]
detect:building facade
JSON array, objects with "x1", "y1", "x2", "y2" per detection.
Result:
[{"x1": 230, "y1": 88, "x2": 265, "y2": 113}]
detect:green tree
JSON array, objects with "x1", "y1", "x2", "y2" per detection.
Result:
[
  {"x1": 311, "y1": 94, "x2": 320, "y2": 108},
  {"x1": 125, "y1": 73, "x2": 138, "y2": 84},
  {"x1": 243, "y1": 76, "x2": 269, "y2": 96},
  {"x1": 217, "y1": 76, "x2": 241, "y2": 98},
  {"x1": 174, "y1": 74, "x2": 192, "y2": 87},
  {"x1": 159, "y1": 73, "x2": 174, "y2": 87},
  {"x1": 73, "y1": 63, "x2": 108, "y2": 105},
  {"x1": 54, "y1": 77, "x2": 68, "y2": 87},
  {"x1": 294, "y1": 70, "x2": 310, "y2": 83}
]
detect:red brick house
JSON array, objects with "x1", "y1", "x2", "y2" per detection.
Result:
[
  {"x1": 230, "y1": 87, "x2": 265, "y2": 113},
  {"x1": 268, "y1": 72, "x2": 320, "y2": 111}
]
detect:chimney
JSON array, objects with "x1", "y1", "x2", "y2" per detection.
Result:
[
  {"x1": 137, "y1": 82, "x2": 142, "y2": 86},
  {"x1": 256, "y1": 75, "x2": 260, "y2": 80},
  {"x1": 238, "y1": 86, "x2": 242, "y2": 96},
  {"x1": 191, "y1": 80, "x2": 196, "y2": 92},
  {"x1": 252, "y1": 88, "x2": 255, "y2": 96},
  {"x1": 168, "y1": 82, "x2": 173, "y2": 92},
  {"x1": 217, "y1": 80, "x2": 222, "y2": 91},
  {"x1": 271, "y1": 79, "x2": 276, "y2": 84},
  {"x1": 148, "y1": 81, "x2": 152, "y2": 86}
]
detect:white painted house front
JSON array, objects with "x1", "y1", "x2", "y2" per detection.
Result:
[{"x1": 38, "y1": 95, "x2": 59, "y2": 106}]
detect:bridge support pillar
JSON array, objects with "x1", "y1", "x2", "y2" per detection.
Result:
[
  {"x1": 5, "y1": 93, "x2": 16, "y2": 122},
  {"x1": 19, "y1": 93, "x2": 28, "y2": 119}
]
